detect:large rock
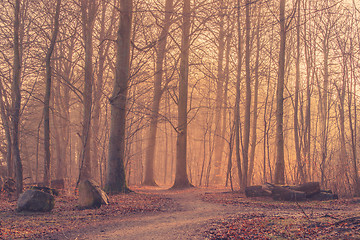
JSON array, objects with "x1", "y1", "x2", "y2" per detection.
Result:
[
  {"x1": 78, "y1": 179, "x2": 109, "y2": 209},
  {"x1": 16, "y1": 189, "x2": 55, "y2": 212}
]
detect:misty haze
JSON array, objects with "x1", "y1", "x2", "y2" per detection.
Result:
[{"x1": 0, "y1": 0, "x2": 359, "y2": 239}]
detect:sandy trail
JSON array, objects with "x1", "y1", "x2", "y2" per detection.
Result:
[
  {"x1": 50, "y1": 188, "x2": 360, "y2": 239},
  {"x1": 70, "y1": 188, "x2": 239, "y2": 240}
]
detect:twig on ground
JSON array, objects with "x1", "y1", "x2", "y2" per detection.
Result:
[
  {"x1": 295, "y1": 201, "x2": 312, "y2": 222},
  {"x1": 334, "y1": 216, "x2": 360, "y2": 226},
  {"x1": 321, "y1": 214, "x2": 340, "y2": 220}
]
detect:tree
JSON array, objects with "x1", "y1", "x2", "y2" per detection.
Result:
[
  {"x1": 105, "y1": 0, "x2": 133, "y2": 193},
  {"x1": 0, "y1": 80, "x2": 12, "y2": 178},
  {"x1": 235, "y1": 0, "x2": 243, "y2": 189},
  {"x1": 334, "y1": 22, "x2": 348, "y2": 192},
  {"x1": 212, "y1": 0, "x2": 226, "y2": 185},
  {"x1": 248, "y1": 2, "x2": 262, "y2": 185},
  {"x1": 348, "y1": 3, "x2": 360, "y2": 194},
  {"x1": 171, "y1": 0, "x2": 192, "y2": 189},
  {"x1": 348, "y1": 42, "x2": 360, "y2": 196},
  {"x1": 303, "y1": 0, "x2": 313, "y2": 183},
  {"x1": 43, "y1": 0, "x2": 61, "y2": 187},
  {"x1": 143, "y1": 0, "x2": 174, "y2": 186},
  {"x1": 242, "y1": 0, "x2": 252, "y2": 190},
  {"x1": 79, "y1": 0, "x2": 98, "y2": 181},
  {"x1": 52, "y1": 12, "x2": 79, "y2": 181},
  {"x1": 274, "y1": 0, "x2": 286, "y2": 185},
  {"x1": 317, "y1": 1, "x2": 336, "y2": 187},
  {"x1": 92, "y1": 0, "x2": 117, "y2": 184},
  {"x1": 12, "y1": 0, "x2": 23, "y2": 196},
  {"x1": 294, "y1": 0, "x2": 305, "y2": 183}
]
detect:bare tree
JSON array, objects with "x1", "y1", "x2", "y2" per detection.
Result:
[
  {"x1": 294, "y1": 0, "x2": 305, "y2": 183},
  {"x1": 241, "y1": 0, "x2": 252, "y2": 190},
  {"x1": 317, "y1": 1, "x2": 337, "y2": 187},
  {"x1": 303, "y1": 0, "x2": 313, "y2": 183},
  {"x1": 92, "y1": 0, "x2": 117, "y2": 184},
  {"x1": 79, "y1": 0, "x2": 98, "y2": 181},
  {"x1": 143, "y1": 0, "x2": 174, "y2": 186},
  {"x1": 348, "y1": 43, "x2": 360, "y2": 196},
  {"x1": 171, "y1": 0, "x2": 192, "y2": 189},
  {"x1": 348, "y1": 10, "x2": 360, "y2": 195},
  {"x1": 43, "y1": 0, "x2": 61, "y2": 187},
  {"x1": 235, "y1": 0, "x2": 243, "y2": 189},
  {"x1": 105, "y1": 0, "x2": 133, "y2": 193},
  {"x1": 0, "y1": 80, "x2": 12, "y2": 178},
  {"x1": 249, "y1": 2, "x2": 262, "y2": 185},
  {"x1": 274, "y1": 0, "x2": 286, "y2": 184},
  {"x1": 212, "y1": 0, "x2": 226, "y2": 185},
  {"x1": 12, "y1": 0, "x2": 23, "y2": 196}
]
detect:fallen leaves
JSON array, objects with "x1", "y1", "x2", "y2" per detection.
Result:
[
  {"x1": 205, "y1": 214, "x2": 360, "y2": 239},
  {"x1": 203, "y1": 191, "x2": 360, "y2": 240},
  {"x1": 0, "y1": 188, "x2": 359, "y2": 239},
  {"x1": 0, "y1": 191, "x2": 172, "y2": 239}
]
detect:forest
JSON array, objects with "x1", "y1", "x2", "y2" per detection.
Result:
[
  {"x1": 2, "y1": 0, "x2": 360, "y2": 238},
  {"x1": 1, "y1": 0, "x2": 360, "y2": 199}
]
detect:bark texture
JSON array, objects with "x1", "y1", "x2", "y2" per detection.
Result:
[
  {"x1": 235, "y1": 0, "x2": 242, "y2": 188},
  {"x1": 43, "y1": 0, "x2": 61, "y2": 187},
  {"x1": 79, "y1": 0, "x2": 97, "y2": 181},
  {"x1": 242, "y1": 0, "x2": 252, "y2": 190},
  {"x1": 274, "y1": 0, "x2": 286, "y2": 185},
  {"x1": 105, "y1": 0, "x2": 133, "y2": 193},
  {"x1": 13, "y1": 0, "x2": 23, "y2": 197},
  {"x1": 171, "y1": 0, "x2": 192, "y2": 189}
]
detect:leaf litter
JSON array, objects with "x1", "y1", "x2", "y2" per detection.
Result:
[
  {"x1": 202, "y1": 191, "x2": 360, "y2": 239},
  {"x1": 0, "y1": 189, "x2": 172, "y2": 239},
  {"x1": 0, "y1": 188, "x2": 359, "y2": 239}
]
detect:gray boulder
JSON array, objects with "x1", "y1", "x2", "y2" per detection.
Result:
[
  {"x1": 17, "y1": 189, "x2": 55, "y2": 212},
  {"x1": 78, "y1": 179, "x2": 109, "y2": 209}
]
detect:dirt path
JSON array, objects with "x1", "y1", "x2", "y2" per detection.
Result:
[
  {"x1": 68, "y1": 188, "x2": 239, "y2": 240},
  {"x1": 47, "y1": 188, "x2": 360, "y2": 239}
]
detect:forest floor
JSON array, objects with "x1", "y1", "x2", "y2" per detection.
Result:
[{"x1": 0, "y1": 186, "x2": 359, "y2": 239}]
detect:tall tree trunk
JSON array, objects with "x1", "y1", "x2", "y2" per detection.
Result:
[
  {"x1": 55, "y1": 36, "x2": 74, "y2": 181},
  {"x1": 294, "y1": 0, "x2": 305, "y2": 184},
  {"x1": 91, "y1": 1, "x2": 106, "y2": 184},
  {"x1": 303, "y1": 0, "x2": 312, "y2": 182},
  {"x1": 320, "y1": 32, "x2": 329, "y2": 187},
  {"x1": 143, "y1": 0, "x2": 174, "y2": 186},
  {"x1": 171, "y1": 0, "x2": 192, "y2": 189},
  {"x1": 336, "y1": 40, "x2": 347, "y2": 192},
  {"x1": 12, "y1": 0, "x2": 23, "y2": 197},
  {"x1": 0, "y1": 81, "x2": 12, "y2": 178},
  {"x1": 79, "y1": 0, "x2": 97, "y2": 181},
  {"x1": 349, "y1": 63, "x2": 360, "y2": 196},
  {"x1": 352, "y1": 0, "x2": 360, "y2": 196},
  {"x1": 248, "y1": 3, "x2": 261, "y2": 185},
  {"x1": 213, "y1": 0, "x2": 226, "y2": 185},
  {"x1": 235, "y1": 0, "x2": 242, "y2": 188},
  {"x1": 92, "y1": 1, "x2": 116, "y2": 183},
  {"x1": 105, "y1": 0, "x2": 133, "y2": 193},
  {"x1": 43, "y1": 0, "x2": 61, "y2": 187},
  {"x1": 220, "y1": 22, "x2": 233, "y2": 186},
  {"x1": 242, "y1": 0, "x2": 251, "y2": 190},
  {"x1": 274, "y1": 0, "x2": 286, "y2": 185},
  {"x1": 53, "y1": 50, "x2": 64, "y2": 181}
]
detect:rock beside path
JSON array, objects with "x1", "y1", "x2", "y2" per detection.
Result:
[
  {"x1": 16, "y1": 189, "x2": 55, "y2": 212},
  {"x1": 78, "y1": 179, "x2": 109, "y2": 209}
]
